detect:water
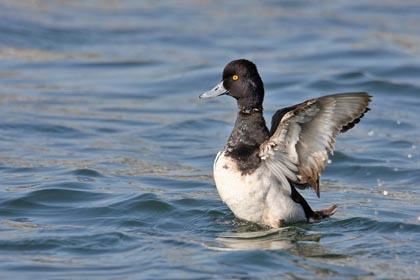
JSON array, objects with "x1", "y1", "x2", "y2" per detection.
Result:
[{"x1": 1, "y1": 1, "x2": 419, "y2": 279}]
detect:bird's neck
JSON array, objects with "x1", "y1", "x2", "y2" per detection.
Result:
[
  {"x1": 228, "y1": 111, "x2": 269, "y2": 149},
  {"x1": 238, "y1": 105, "x2": 263, "y2": 114},
  {"x1": 236, "y1": 89, "x2": 264, "y2": 114}
]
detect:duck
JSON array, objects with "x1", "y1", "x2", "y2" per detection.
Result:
[{"x1": 199, "y1": 59, "x2": 371, "y2": 228}]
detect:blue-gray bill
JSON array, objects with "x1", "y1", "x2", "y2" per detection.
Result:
[{"x1": 199, "y1": 81, "x2": 227, "y2": 99}]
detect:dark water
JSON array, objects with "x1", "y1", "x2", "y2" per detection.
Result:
[{"x1": 1, "y1": 1, "x2": 420, "y2": 279}]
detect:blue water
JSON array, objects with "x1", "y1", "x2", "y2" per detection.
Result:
[{"x1": 1, "y1": 1, "x2": 420, "y2": 279}]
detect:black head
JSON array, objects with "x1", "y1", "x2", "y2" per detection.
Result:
[{"x1": 199, "y1": 59, "x2": 265, "y2": 113}]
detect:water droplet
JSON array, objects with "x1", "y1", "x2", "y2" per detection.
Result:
[
  {"x1": 412, "y1": 145, "x2": 416, "y2": 149},
  {"x1": 408, "y1": 154, "x2": 412, "y2": 159},
  {"x1": 366, "y1": 172, "x2": 371, "y2": 176},
  {"x1": 377, "y1": 178, "x2": 383, "y2": 187},
  {"x1": 383, "y1": 190, "x2": 388, "y2": 196},
  {"x1": 374, "y1": 210, "x2": 378, "y2": 215},
  {"x1": 368, "y1": 130, "x2": 374, "y2": 136},
  {"x1": 396, "y1": 120, "x2": 401, "y2": 125},
  {"x1": 418, "y1": 216, "x2": 420, "y2": 222},
  {"x1": 327, "y1": 159, "x2": 332, "y2": 164},
  {"x1": 393, "y1": 167, "x2": 399, "y2": 172}
]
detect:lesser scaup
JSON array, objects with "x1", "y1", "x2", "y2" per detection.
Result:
[{"x1": 200, "y1": 59, "x2": 371, "y2": 228}]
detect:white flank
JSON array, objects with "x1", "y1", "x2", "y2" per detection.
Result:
[{"x1": 213, "y1": 149, "x2": 306, "y2": 228}]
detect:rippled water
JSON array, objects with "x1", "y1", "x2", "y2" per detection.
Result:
[{"x1": 1, "y1": 1, "x2": 420, "y2": 279}]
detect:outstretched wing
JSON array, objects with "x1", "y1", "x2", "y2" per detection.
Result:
[{"x1": 259, "y1": 92, "x2": 371, "y2": 197}]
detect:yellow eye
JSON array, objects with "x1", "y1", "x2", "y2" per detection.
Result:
[{"x1": 232, "y1": 75, "x2": 239, "y2": 81}]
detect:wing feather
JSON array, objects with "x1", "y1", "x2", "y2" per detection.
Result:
[{"x1": 260, "y1": 92, "x2": 371, "y2": 196}]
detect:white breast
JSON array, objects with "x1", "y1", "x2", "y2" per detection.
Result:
[{"x1": 213, "y1": 149, "x2": 306, "y2": 227}]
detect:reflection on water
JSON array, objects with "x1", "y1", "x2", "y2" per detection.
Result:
[
  {"x1": 207, "y1": 226, "x2": 327, "y2": 252},
  {"x1": 208, "y1": 228, "x2": 296, "y2": 251}
]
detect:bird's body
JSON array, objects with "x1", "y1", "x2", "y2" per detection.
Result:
[
  {"x1": 200, "y1": 59, "x2": 371, "y2": 228},
  {"x1": 214, "y1": 148, "x2": 307, "y2": 227}
]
